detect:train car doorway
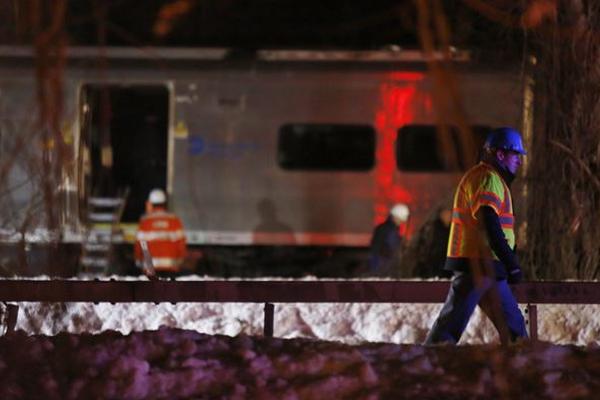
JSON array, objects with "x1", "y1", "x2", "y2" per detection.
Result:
[{"x1": 80, "y1": 84, "x2": 169, "y2": 223}]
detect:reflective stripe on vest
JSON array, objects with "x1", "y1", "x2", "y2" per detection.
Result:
[
  {"x1": 136, "y1": 230, "x2": 185, "y2": 241},
  {"x1": 136, "y1": 257, "x2": 183, "y2": 272},
  {"x1": 152, "y1": 257, "x2": 184, "y2": 271},
  {"x1": 447, "y1": 162, "x2": 515, "y2": 259}
]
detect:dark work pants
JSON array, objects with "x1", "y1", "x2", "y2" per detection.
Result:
[{"x1": 425, "y1": 271, "x2": 528, "y2": 344}]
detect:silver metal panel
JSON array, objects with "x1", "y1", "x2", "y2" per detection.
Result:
[{"x1": 0, "y1": 47, "x2": 523, "y2": 247}]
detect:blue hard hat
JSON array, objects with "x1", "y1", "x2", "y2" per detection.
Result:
[{"x1": 484, "y1": 127, "x2": 527, "y2": 155}]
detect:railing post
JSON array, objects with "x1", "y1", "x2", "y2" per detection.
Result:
[
  {"x1": 2, "y1": 303, "x2": 19, "y2": 334},
  {"x1": 526, "y1": 303, "x2": 538, "y2": 341},
  {"x1": 264, "y1": 302, "x2": 274, "y2": 337}
]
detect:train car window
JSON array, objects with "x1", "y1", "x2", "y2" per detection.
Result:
[
  {"x1": 396, "y1": 125, "x2": 490, "y2": 172},
  {"x1": 278, "y1": 124, "x2": 375, "y2": 171}
]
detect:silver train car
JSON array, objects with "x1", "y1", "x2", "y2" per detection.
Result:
[{"x1": 0, "y1": 47, "x2": 524, "y2": 276}]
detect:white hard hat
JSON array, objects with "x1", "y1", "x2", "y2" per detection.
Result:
[
  {"x1": 390, "y1": 203, "x2": 410, "y2": 222},
  {"x1": 148, "y1": 188, "x2": 166, "y2": 204}
]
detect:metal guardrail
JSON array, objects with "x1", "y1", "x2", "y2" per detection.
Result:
[{"x1": 2, "y1": 280, "x2": 599, "y2": 341}]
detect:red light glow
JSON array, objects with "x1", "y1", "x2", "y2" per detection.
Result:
[{"x1": 373, "y1": 72, "x2": 425, "y2": 237}]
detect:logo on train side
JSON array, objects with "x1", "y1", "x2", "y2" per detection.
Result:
[{"x1": 188, "y1": 135, "x2": 259, "y2": 159}]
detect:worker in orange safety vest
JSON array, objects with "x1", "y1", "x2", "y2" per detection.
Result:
[{"x1": 134, "y1": 188, "x2": 187, "y2": 276}]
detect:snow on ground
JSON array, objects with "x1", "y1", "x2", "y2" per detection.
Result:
[
  {"x1": 1, "y1": 327, "x2": 599, "y2": 399},
  {"x1": 5, "y1": 276, "x2": 600, "y2": 346},
  {"x1": 12, "y1": 301, "x2": 600, "y2": 345},
  {"x1": 3, "y1": 276, "x2": 600, "y2": 399}
]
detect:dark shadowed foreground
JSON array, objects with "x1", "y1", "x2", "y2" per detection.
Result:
[{"x1": 0, "y1": 327, "x2": 595, "y2": 399}]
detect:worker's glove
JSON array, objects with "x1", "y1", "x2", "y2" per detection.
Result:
[{"x1": 507, "y1": 267, "x2": 523, "y2": 284}]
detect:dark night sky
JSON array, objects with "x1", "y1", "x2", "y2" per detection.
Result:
[
  {"x1": 66, "y1": 0, "x2": 423, "y2": 48},
  {"x1": 2, "y1": 1, "x2": 523, "y2": 55}
]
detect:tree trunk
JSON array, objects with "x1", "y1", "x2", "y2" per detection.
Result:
[{"x1": 526, "y1": 1, "x2": 600, "y2": 279}]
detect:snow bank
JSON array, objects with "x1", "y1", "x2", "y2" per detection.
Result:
[{"x1": 0, "y1": 327, "x2": 598, "y2": 399}]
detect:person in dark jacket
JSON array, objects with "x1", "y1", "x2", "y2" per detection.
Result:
[
  {"x1": 412, "y1": 205, "x2": 453, "y2": 278},
  {"x1": 368, "y1": 203, "x2": 409, "y2": 275},
  {"x1": 425, "y1": 127, "x2": 528, "y2": 345}
]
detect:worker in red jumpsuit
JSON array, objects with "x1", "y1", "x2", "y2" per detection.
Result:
[{"x1": 134, "y1": 188, "x2": 187, "y2": 277}]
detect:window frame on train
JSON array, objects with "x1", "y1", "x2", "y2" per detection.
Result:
[
  {"x1": 396, "y1": 125, "x2": 491, "y2": 172},
  {"x1": 277, "y1": 123, "x2": 376, "y2": 171}
]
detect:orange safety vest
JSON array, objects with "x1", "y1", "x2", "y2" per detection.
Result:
[
  {"x1": 447, "y1": 162, "x2": 515, "y2": 259},
  {"x1": 134, "y1": 209, "x2": 187, "y2": 272}
]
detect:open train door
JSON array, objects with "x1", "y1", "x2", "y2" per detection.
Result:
[{"x1": 79, "y1": 84, "x2": 170, "y2": 226}]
